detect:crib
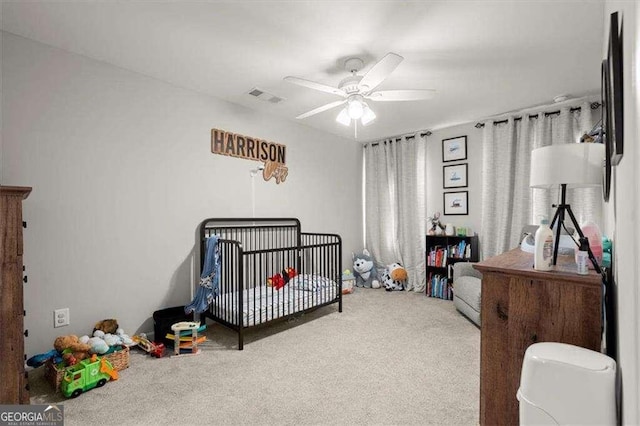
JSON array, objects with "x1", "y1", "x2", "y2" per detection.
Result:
[{"x1": 198, "y1": 218, "x2": 342, "y2": 350}]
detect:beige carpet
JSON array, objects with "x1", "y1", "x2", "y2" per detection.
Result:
[{"x1": 29, "y1": 289, "x2": 480, "y2": 425}]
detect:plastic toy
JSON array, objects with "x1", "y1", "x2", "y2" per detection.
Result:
[
  {"x1": 61, "y1": 354, "x2": 117, "y2": 398},
  {"x1": 132, "y1": 334, "x2": 166, "y2": 358}
]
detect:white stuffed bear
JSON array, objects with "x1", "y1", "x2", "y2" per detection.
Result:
[{"x1": 381, "y1": 262, "x2": 408, "y2": 291}]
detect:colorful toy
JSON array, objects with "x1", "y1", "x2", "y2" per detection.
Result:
[
  {"x1": 170, "y1": 321, "x2": 203, "y2": 356},
  {"x1": 267, "y1": 267, "x2": 297, "y2": 290},
  {"x1": 381, "y1": 263, "x2": 408, "y2": 291},
  {"x1": 26, "y1": 349, "x2": 63, "y2": 368},
  {"x1": 342, "y1": 269, "x2": 355, "y2": 294},
  {"x1": 61, "y1": 354, "x2": 117, "y2": 398},
  {"x1": 132, "y1": 333, "x2": 166, "y2": 358},
  {"x1": 352, "y1": 249, "x2": 381, "y2": 289}
]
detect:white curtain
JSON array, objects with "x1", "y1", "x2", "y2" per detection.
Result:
[
  {"x1": 364, "y1": 134, "x2": 426, "y2": 292},
  {"x1": 481, "y1": 101, "x2": 602, "y2": 259}
]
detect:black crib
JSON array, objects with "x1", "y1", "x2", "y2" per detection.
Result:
[{"x1": 198, "y1": 218, "x2": 342, "y2": 350}]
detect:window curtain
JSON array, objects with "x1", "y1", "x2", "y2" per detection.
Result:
[
  {"x1": 364, "y1": 134, "x2": 426, "y2": 292},
  {"x1": 480, "y1": 101, "x2": 602, "y2": 260}
]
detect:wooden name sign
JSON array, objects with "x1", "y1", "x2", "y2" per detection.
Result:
[{"x1": 211, "y1": 128, "x2": 288, "y2": 184}]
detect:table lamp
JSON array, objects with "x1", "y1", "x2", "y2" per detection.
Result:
[{"x1": 529, "y1": 143, "x2": 605, "y2": 273}]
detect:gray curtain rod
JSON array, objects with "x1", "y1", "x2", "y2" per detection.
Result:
[
  {"x1": 474, "y1": 101, "x2": 601, "y2": 128},
  {"x1": 365, "y1": 131, "x2": 432, "y2": 148}
]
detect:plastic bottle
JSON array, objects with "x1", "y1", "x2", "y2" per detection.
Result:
[
  {"x1": 534, "y1": 219, "x2": 554, "y2": 271},
  {"x1": 579, "y1": 222, "x2": 602, "y2": 269},
  {"x1": 576, "y1": 238, "x2": 589, "y2": 275}
]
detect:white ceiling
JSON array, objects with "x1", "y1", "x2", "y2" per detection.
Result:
[{"x1": 1, "y1": 1, "x2": 604, "y2": 142}]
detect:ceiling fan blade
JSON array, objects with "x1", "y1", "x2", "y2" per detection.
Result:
[
  {"x1": 366, "y1": 89, "x2": 436, "y2": 102},
  {"x1": 358, "y1": 52, "x2": 404, "y2": 92},
  {"x1": 284, "y1": 76, "x2": 346, "y2": 97},
  {"x1": 296, "y1": 100, "x2": 347, "y2": 119}
]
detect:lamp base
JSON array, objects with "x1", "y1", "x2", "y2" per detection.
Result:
[{"x1": 550, "y1": 184, "x2": 602, "y2": 274}]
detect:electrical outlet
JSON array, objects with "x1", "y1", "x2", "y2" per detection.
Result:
[{"x1": 54, "y1": 308, "x2": 70, "y2": 328}]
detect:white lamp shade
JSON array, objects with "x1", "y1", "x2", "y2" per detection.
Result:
[
  {"x1": 335, "y1": 107, "x2": 351, "y2": 126},
  {"x1": 361, "y1": 104, "x2": 376, "y2": 126},
  {"x1": 348, "y1": 99, "x2": 364, "y2": 119},
  {"x1": 530, "y1": 143, "x2": 605, "y2": 188}
]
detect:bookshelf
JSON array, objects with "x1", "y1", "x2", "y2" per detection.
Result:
[{"x1": 425, "y1": 234, "x2": 479, "y2": 300}]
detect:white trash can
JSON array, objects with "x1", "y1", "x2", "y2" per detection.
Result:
[{"x1": 517, "y1": 342, "x2": 616, "y2": 425}]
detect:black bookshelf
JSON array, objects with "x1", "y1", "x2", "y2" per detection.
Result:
[{"x1": 426, "y1": 234, "x2": 479, "y2": 299}]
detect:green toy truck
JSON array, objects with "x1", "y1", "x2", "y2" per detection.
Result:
[{"x1": 61, "y1": 355, "x2": 118, "y2": 398}]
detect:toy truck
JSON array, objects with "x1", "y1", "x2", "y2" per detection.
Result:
[{"x1": 61, "y1": 355, "x2": 118, "y2": 398}]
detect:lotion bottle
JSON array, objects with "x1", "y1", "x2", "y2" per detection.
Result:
[
  {"x1": 576, "y1": 237, "x2": 589, "y2": 275},
  {"x1": 534, "y1": 219, "x2": 554, "y2": 271}
]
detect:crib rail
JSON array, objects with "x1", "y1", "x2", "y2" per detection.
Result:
[{"x1": 197, "y1": 218, "x2": 342, "y2": 350}]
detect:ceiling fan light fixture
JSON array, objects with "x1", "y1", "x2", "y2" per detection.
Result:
[
  {"x1": 336, "y1": 107, "x2": 351, "y2": 126},
  {"x1": 347, "y1": 96, "x2": 365, "y2": 119},
  {"x1": 361, "y1": 104, "x2": 376, "y2": 126}
]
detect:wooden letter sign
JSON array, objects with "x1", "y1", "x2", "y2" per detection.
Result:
[{"x1": 211, "y1": 128, "x2": 288, "y2": 184}]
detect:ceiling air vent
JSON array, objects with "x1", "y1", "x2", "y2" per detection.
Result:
[{"x1": 247, "y1": 87, "x2": 284, "y2": 104}]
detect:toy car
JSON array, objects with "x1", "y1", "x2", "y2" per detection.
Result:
[{"x1": 132, "y1": 334, "x2": 165, "y2": 358}]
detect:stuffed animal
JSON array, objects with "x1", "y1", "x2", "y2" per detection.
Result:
[
  {"x1": 428, "y1": 212, "x2": 445, "y2": 236},
  {"x1": 381, "y1": 263, "x2": 408, "y2": 291},
  {"x1": 93, "y1": 319, "x2": 119, "y2": 334},
  {"x1": 352, "y1": 249, "x2": 381, "y2": 289},
  {"x1": 267, "y1": 268, "x2": 297, "y2": 290},
  {"x1": 53, "y1": 335, "x2": 91, "y2": 366}
]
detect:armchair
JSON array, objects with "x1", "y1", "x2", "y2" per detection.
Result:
[{"x1": 452, "y1": 262, "x2": 483, "y2": 326}]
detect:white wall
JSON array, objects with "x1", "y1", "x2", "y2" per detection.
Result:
[
  {"x1": 602, "y1": 2, "x2": 640, "y2": 423},
  {"x1": 1, "y1": 33, "x2": 363, "y2": 356},
  {"x1": 426, "y1": 123, "x2": 483, "y2": 238}
]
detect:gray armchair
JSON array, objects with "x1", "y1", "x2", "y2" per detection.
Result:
[{"x1": 452, "y1": 262, "x2": 483, "y2": 326}]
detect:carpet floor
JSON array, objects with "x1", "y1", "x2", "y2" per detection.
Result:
[{"x1": 29, "y1": 288, "x2": 480, "y2": 425}]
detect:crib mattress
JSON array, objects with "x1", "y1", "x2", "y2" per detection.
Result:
[{"x1": 211, "y1": 284, "x2": 338, "y2": 327}]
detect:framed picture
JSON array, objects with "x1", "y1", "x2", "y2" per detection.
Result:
[
  {"x1": 443, "y1": 163, "x2": 468, "y2": 188},
  {"x1": 602, "y1": 59, "x2": 611, "y2": 202},
  {"x1": 607, "y1": 11, "x2": 624, "y2": 166},
  {"x1": 443, "y1": 191, "x2": 468, "y2": 215},
  {"x1": 442, "y1": 136, "x2": 467, "y2": 163}
]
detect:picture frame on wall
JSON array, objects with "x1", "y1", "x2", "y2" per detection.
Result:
[
  {"x1": 602, "y1": 59, "x2": 612, "y2": 202},
  {"x1": 442, "y1": 136, "x2": 467, "y2": 162},
  {"x1": 607, "y1": 11, "x2": 624, "y2": 166},
  {"x1": 443, "y1": 163, "x2": 468, "y2": 188},
  {"x1": 443, "y1": 191, "x2": 468, "y2": 215}
]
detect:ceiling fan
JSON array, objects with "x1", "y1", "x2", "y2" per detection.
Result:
[{"x1": 284, "y1": 52, "x2": 435, "y2": 128}]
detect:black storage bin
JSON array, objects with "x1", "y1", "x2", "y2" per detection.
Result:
[{"x1": 153, "y1": 306, "x2": 194, "y2": 345}]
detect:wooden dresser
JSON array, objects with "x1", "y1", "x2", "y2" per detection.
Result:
[
  {"x1": 0, "y1": 186, "x2": 32, "y2": 404},
  {"x1": 474, "y1": 248, "x2": 602, "y2": 426}
]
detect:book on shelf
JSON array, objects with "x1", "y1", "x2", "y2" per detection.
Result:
[{"x1": 426, "y1": 272, "x2": 453, "y2": 300}]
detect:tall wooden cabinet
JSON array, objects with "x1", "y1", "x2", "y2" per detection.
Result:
[
  {"x1": 473, "y1": 248, "x2": 602, "y2": 426},
  {"x1": 1, "y1": 186, "x2": 32, "y2": 404}
]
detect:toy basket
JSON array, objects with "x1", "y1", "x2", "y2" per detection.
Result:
[{"x1": 45, "y1": 346, "x2": 130, "y2": 391}]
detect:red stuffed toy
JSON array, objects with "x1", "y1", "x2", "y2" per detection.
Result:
[{"x1": 267, "y1": 268, "x2": 297, "y2": 290}]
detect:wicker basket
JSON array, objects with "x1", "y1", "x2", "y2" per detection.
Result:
[{"x1": 45, "y1": 346, "x2": 130, "y2": 391}]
